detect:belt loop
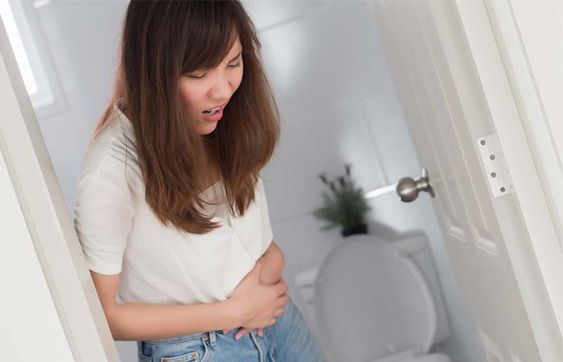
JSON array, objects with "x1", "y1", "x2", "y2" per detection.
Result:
[
  {"x1": 138, "y1": 340, "x2": 149, "y2": 356},
  {"x1": 208, "y1": 331, "x2": 217, "y2": 347}
]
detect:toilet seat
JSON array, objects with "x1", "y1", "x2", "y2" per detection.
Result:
[{"x1": 313, "y1": 234, "x2": 442, "y2": 362}]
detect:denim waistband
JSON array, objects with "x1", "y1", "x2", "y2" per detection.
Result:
[{"x1": 141, "y1": 330, "x2": 222, "y2": 347}]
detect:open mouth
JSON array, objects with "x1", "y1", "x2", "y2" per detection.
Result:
[{"x1": 202, "y1": 104, "x2": 224, "y2": 115}]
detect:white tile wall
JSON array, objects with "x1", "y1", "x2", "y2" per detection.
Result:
[{"x1": 265, "y1": 96, "x2": 387, "y2": 223}]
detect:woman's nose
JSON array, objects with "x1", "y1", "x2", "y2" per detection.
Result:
[{"x1": 208, "y1": 76, "x2": 234, "y2": 100}]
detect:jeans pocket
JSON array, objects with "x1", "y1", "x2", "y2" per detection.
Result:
[
  {"x1": 138, "y1": 353, "x2": 152, "y2": 362},
  {"x1": 160, "y1": 350, "x2": 201, "y2": 362},
  {"x1": 149, "y1": 336, "x2": 210, "y2": 362}
]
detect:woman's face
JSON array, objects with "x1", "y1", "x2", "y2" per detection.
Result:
[{"x1": 178, "y1": 37, "x2": 244, "y2": 135}]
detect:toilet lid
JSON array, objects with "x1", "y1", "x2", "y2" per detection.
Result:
[{"x1": 313, "y1": 235, "x2": 437, "y2": 362}]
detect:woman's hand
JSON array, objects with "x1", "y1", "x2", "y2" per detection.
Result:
[
  {"x1": 227, "y1": 280, "x2": 288, "y2": 339},
  {"x1": 225, "y1": 259, "x2": 288, "y2": 339}
]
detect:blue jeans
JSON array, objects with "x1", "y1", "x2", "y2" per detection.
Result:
[{"x1": 137, "y1": 297, "x2": 326, "y2": 361}]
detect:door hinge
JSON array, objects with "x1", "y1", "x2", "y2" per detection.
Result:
[{"x1": 475, "y1": 133, "x2": 514, "y2": 198}]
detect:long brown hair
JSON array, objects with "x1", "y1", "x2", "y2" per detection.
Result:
[{"x1": 92, "y1": 0, "x2": 280, "y2": 234}]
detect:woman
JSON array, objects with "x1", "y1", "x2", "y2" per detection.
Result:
[{"x1": 73, "y1": 0, "x2": 325, "y2": 361}]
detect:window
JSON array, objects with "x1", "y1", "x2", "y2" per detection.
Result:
[{"x1": 0, "y1": 0, "x2": 67, "y2": 117}]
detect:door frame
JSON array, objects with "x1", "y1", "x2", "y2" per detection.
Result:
[{"x1": 0, "y1": 13, "x2": 119, "y2": 362}]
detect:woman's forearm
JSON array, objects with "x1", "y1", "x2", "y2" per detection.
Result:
[
  {"x1": 107, "y1": 299, "x2": 242, "y2": 341},
  {"x1": 258, "y1": 241, "x2": 285, "y2": 285},
  {"x1": 108, "y1": 243, "x2": 285, "y2": 341}
]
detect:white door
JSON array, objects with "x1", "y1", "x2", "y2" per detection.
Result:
[{"x1": 373, "y1": 0, "x2": 563, "y2": 361}]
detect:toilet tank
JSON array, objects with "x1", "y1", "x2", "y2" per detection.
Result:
[{"x1": 388, "y1": 232, "x2": 450, "y2": 346}]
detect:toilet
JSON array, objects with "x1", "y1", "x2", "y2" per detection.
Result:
[{"x1": 310, "y1": 234, "x2": 451, "y2": 362}]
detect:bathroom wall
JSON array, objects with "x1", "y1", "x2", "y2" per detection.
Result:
[
  {"x1": 243, "y1": 1, "x2": 482, "y2": 361},
  {"x1": 16, "y1": 0, "x2": 482, "y2": 361}
]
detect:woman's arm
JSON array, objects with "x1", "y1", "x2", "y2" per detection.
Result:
[
  {"x1": 105, "y1": 243, "x2": 286, "y2": 341},
  {"x1": 110, "y1": 299, "x2": 240, "y2": 341},
  {"x1": 91, "y1": 268, "x2": 287, "y2": 341},
  {"x1": 257, "y1": 241, "x2": 285, "y2": 285},
  {"x1": 91, "y1": 271, "x2": 242, "y2": 341}
]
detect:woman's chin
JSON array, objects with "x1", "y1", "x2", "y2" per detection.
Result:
[{"x1": 198, "y1": 123, "x2": 218, "y2": 135}]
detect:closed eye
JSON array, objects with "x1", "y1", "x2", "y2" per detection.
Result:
[
  {"x1": 187, "y1": 62, "x2": 241, "y2": 79},
  {"x1": 188, "y1": 73, "x2": 206, "y2": 79}
]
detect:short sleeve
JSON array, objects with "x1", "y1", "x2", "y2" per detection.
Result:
[{"x1": 73, "y1": 170, "x2": 137, "y2": 275}]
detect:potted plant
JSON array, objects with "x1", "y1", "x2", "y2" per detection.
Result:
[{"x1": 312, "y1": 163, "x2": 372, "y2": 237}]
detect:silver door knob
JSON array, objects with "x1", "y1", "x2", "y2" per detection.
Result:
[{"x1": 396, "y1": 167, "x2": 435, "y2": 202}]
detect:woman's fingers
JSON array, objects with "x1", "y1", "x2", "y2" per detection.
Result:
[
  {"x1": 277, "y1": 294, "x2": 289, "y2": 308},
  {"x1": 274, "y1": 280, "x2": 288, "y2": 296},
  {"x1": 234, "y1": 327, "x2": 252, "y2": 340},
  {"x1": 234, "y1": 327, "x2": 267, "y2": 340}
]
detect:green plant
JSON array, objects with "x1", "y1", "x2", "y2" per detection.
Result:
[{"x1": 312, "y1": 163, "x2": 371, "y2": 231}]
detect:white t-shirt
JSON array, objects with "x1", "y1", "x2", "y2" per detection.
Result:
[{"x1": 72, "y1": 103, "x2": 274, "y2": 304}]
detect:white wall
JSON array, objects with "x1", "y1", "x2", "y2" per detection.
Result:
[
  {"x1": 17, "y1": 1, "x2": 482, "y2": 361},
  {"x1": 28, "y1": 0, "x2": 128, "y2": 211}
]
